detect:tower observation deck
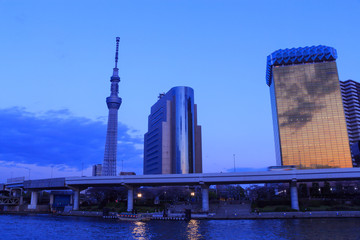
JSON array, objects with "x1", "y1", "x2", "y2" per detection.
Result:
[{"x1": 102, "y1": 37, "x2": 122, "y2": 176}]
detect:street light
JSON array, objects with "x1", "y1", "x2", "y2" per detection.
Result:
[
  {"x1": 190, "y1": 192, "x2": 195, "y2": 197},
  {"x1": 137, "y1": 193, "x2": 142, "y2": 198},
  {"x1": 233, "y1": 154, "x2": 236, "y2": 172}
]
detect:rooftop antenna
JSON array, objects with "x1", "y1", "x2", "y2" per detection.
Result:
[{"x1": 112, "y1": 37, "x2": 120, "y2": 78}]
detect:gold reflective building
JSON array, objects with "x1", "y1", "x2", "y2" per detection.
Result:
[{"x1": 266, "y1": 46, "x2": 352, "y2": 168}]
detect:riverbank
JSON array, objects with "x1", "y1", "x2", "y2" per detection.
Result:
[{"x1": 2, "y1": 210, "x2": 360, "y2": 220}]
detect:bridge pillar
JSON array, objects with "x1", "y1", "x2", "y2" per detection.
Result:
[
  {"x1": 201, "y1": 185, "x2": 209, "y2": 212},
  {"x1": 49, "y1": 194, "x2": 54, "y2": 205},
  {"x1": 127, "y1": 187, "x2": 134, "y2": 212},
  {"x1": 73, "y1": 189, "x2": 80, "y2": 211},
  {"x1": 28, "y1": 191, "x2": 38, "y2": 210},
  {"x1": 290, "y1": 180, "x2": 299, "y2": 210}
]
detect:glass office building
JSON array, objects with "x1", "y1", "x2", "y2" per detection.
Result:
[
  {"x1": 143, "y1": 86, "x2": 202, "y2": 174},
  {"x1": 266, "y1": 46, "x2": 352, "y2": 168},
  {"x1": 340, "y1": 80, "x2": 360, "y2": 145},
  {"x1": 340, "y1": 79, "x2": 360, "y2": 167}
]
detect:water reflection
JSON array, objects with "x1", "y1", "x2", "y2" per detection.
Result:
[
  {"x1": 2, "y1": 215, "x2": 360, "y2": 240},
  {"x1": 131, "y1": 221, "x2": 149, "y2": 240},
  {"x1": 186, "y1": 220, "x2": 202, "y2": 240}
]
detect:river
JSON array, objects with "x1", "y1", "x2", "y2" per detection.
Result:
[{"x1": 1, "y1": 214, "x2": 360, "y2": 239}]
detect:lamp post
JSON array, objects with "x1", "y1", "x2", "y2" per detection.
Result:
[
  {"x1": 163, "y1": 191, "x2": 168, "y2": 217},
  {"x1": 233, "y1": 154, "x2": 236, "y2": 172}
]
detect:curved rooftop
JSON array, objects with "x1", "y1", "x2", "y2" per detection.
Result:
[{"x1": 266, "y1": 45, "x2": 337, "y2": 86}]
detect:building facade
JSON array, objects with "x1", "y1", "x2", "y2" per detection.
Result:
[
  {"x1": 266, "y1": 45, "x2": 352, "y2": 168},
  {"x1": 143, "y1": 86, "x2": 202, "y2": 174},
  {"x1": 340, "y1": 79, "x2": 360, "y2": 167},
  {"x1": 340, "y1": 80, "x2": 360, "y2": 145},
  {"x1": 92, "y1": 164, "x2": 102, "y2": 176},
  {"x1": 102, "y1": 37, "x2": 122, "y2": 176}
]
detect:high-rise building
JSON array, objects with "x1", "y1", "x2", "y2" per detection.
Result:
[
  {"x1": 266, "y1": 45, "x2": 352, "y2": 168},
  {"x1": 143, "y1": 86, "x2": 202, "y2": 174},
  {"x1": 340, "y1": 80, "x2": 360, "y2": 145},
  {"x1": 92, "y1": 164, "x2": 102, "y2": 176},
  {"x1": 102, "y1": 37, "x2": 122, "y2": 176},
  {"x1": 340, "y1": 79, "x2": 360, "y2": 167}
]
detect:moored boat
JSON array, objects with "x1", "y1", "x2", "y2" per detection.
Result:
[{"x1": 116, "y1": 213, "x2": 151, "y2": 221}]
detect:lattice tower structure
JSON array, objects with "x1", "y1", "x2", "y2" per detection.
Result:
[{"x1": 102, "y1": 37, "x2": 122, "y2": 176}]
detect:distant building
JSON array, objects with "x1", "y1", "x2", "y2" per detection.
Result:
[
  {"x1": 92, "y1": 164, "x2": 102, "y2": 176},
  {"x1": 119, "y1": 172, "x2": 136, "y2": 175},
  {"x1": 340, "y1": 79, "x2": 360, "y2": 167},
  {"x1": 266, "y1": 45, "x2": 352, "y2": 168},
  {"x1": 350, "y1": 142, "x2": 360, "y2": 167},
  {"x1": 340, "y1": 80, "x2": 360, "y2": 144},
  {"x1": 143, "y1": 86, "x2": 202, "y2": 174}
]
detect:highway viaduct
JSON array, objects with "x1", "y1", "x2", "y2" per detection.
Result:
[{"x1": 4, "y1": 167, "x2": 360, "y2": 212}]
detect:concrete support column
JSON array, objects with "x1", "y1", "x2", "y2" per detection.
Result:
[
  {"x1": 73, "y1": 189, "x2": 80, "y2": 211},
  {"x1": 201, "y1": 185, "x2": 209, "y2": 212},
  {"x1": 19, "y1": 189, "x2": 24, "y2": 205},
  {"x1": 127, "y1": 187, "x2": 134, "y2": 212},
  {"x1": 290, "y1": 180, "x2": 299, "y2": 210},
  {"x1": 28, "y1": 191, "x2": 38, "y2": 209},
  {"x1": 49, "y1": 194, "x2": 54, "y2": 205}
]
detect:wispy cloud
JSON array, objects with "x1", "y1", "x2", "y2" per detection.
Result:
[{"x1": 0, "y1": 107, "x2": 143, "y2": 181}]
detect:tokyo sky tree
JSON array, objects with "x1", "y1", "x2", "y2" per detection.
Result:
[{"x1": 102, "y1": 37, "x2": 122, "y2": 176}]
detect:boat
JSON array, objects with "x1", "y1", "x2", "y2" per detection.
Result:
[{"x1": 116, "y1": 213, "x2": 151, "y2": 222}]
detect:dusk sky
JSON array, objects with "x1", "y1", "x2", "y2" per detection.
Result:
[{"x1": 1, "y1": 0, "x2": 360, "y2": 182}]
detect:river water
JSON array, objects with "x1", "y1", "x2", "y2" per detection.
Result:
[{"x1": 1, "y1": 214, "x2": 360, "y2": 240}]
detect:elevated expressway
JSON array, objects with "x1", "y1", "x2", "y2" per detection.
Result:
[
  {"x1": 66, "y1": 168, "x2": 360, "y2": 211},
  {"x1": 4, "y1": 168, "x2": 360, "y2": 212}
]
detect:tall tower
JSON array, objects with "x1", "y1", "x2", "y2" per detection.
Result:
[
  {"x1": 266, "y1": 45, "x2": 352, "y2": 169},
  {"x1": 102, "y1": 37, "x2": 122, "y2": 176}
]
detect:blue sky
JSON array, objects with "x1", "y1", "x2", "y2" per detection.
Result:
[{"x1": 1, "y1": 0, "x2": 360, "y2": 182}]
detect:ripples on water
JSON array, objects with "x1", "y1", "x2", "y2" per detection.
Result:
[{"x1": 1, "y1": 214, "x2": 360, "y2": 240}]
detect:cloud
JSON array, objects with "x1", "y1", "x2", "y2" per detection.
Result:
[
  {"x1": 0, "y1": 160, "x2": 92, "y2": 182},
  {"x1": 226, "y1": 167, "x2": 267, "y2": 173},
  {"x1": 0, "y1": 107, "x2": 143, "y2": 181}
]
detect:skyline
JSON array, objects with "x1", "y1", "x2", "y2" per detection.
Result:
[{"x1": 1, "y1": 1, "x2": 360, "y2": 182}]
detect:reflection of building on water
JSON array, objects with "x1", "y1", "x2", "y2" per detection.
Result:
[
  {"x1": 131, "y1": 221, "x2": 148, "y2": 239},
  {"x1": 186, "y1": 219, "x2": 201, "y2": 240}
]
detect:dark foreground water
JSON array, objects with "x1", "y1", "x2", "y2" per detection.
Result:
[{"x1": 1, "y1": 214, "x2": 360, "y2": 240}]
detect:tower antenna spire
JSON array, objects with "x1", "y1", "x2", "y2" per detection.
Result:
[{"x1": 115, "y1": 37, "x2": 120, "y2": 68}]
